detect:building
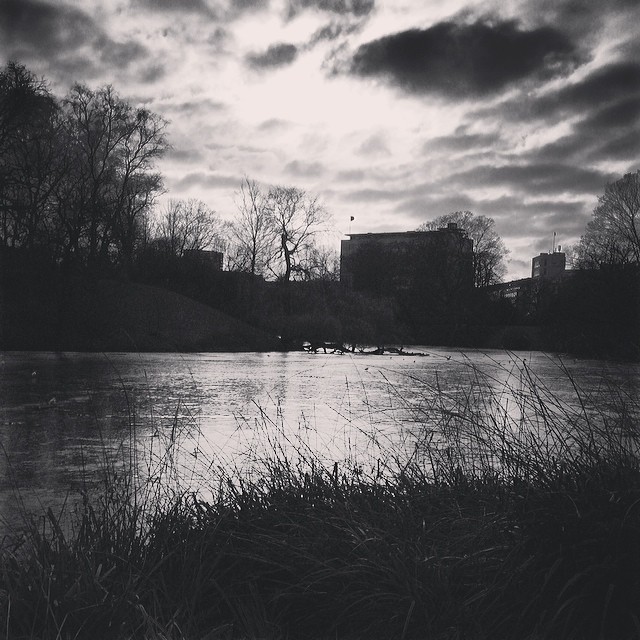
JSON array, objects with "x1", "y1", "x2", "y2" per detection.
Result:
[
  {"x1": 340, "y1": 224, "x2": 474, "y2": 293},
  {"x1": 487, "y1": 249, "x2": 568, "y2": 311},
  {"x1": 532, "y1": 251, "x2": 566, "y2": 280}
]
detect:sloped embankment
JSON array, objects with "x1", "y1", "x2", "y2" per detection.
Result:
[{"x1": 1, "y1": 276, "x2": 280, "y2": 352}]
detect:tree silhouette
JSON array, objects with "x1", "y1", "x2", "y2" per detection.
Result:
[
  {"x1": 228, "y1": 177, "x2": 275, "y2": 276},
  {"x1": 417, "y1": 211, "x2": 508, "y2": 287},
  {"x1": 266, "y1": 185, "x2": 330, "y2": 283},
  {"x1": 156, "y1": 198, "x2": 221, "y2": 258},
  {"x1": 576, "y1": 171, "x2": 640, "y2": 268}
]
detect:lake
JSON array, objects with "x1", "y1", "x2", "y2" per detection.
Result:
[{"x1": 1, "y1": 349, "x2": 639, "y2": 532}]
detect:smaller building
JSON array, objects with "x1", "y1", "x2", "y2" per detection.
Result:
[
  {"x1": 487, "y1": 250, "x2": 569, "y2": 314},
  {"x1": 532, "y1": 251, "x2": 566, "y2": 280}
]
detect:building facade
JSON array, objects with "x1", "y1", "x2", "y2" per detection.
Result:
[
  {"x1": 340, "y1": 224, "x2": 474, "y2": 293},
  {"x1": 531, "y1": 251, "x2": 566, "y2": 280},
  {"x1": 487, "y1": 250, "x2": 568, "y2": 312}
]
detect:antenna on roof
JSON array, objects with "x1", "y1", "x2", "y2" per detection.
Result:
[{"x1": 552, "y1": 231, "x2": 556, "y2": 253}]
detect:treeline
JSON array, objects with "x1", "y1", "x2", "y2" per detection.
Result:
[
  {"x1": 0, "y1": 62, "x2": 340, "y2": 282},
  {"x1": 0, "y1": 62, "x2": 167, "y2": 275}
]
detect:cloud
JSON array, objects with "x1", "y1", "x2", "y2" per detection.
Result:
[
  {"x1": 285, "y1": 160, "x2": 326, "y2": 177},
  {"x1": 348, "y1": 19, "x2": 579, "y2": 98},
  {"x1": 140, "y1": 63, "x2": 168, "y2": 83},
  {"x1": 398, "y1": 191, "x2": 591, "y2": 243},
  {"x1": 0, "y1": 0, "x2": 95, "y2": 51},
  {"x1": 230, "y1": 0, "x2": 270, "y2": 11},
  {"x1": 519, "y1": 0, "x2": 638, "y2": 41},
  {"x1": 578, "y1": 95, "x2": 640, "y2": 132},
  {"x1": 447, "y1": 163, "x2": 615, "y2": 197},
  {"x1": 171, "y1": 171, "x2": 240, "y2": 191},
  {"x1": 258, "y1": 118, "x2": 291, "y2": 131},
  {"x1": 163, "y1": 98, "x2": 227, "y2": 116},
  {"x1": 426, "y1": 131, "x2": 502, "y2": 154},
  {"x1": 309, "y1": 19, "x2": 363, "y2": 45},
  {"x1": 135, "y1": 0, "x2": 215, "y2": 15},
  {"x1": 246, "y1": 43, "x2": 298, "y2": 69},
  {"x1": 534, "y1": 61, "x2": 640, "y2": 119},
  {"x1": 357, "y1": 134, "x2": 390, "y2": 156},
  {"x1": 0, "y1": 0, "x2": 148, "y2": 77},
  {"x1": 344, "y1": 188, "x2": 403, "y2": 203},
  {"x1": 166, "y1": 147, "x2": 206, "y2": 163},
  {"x1": 335, "y1": 169, "x2": 366, "y2": 182},
  {"x1": 287, "y1": 0, "x2": 374, "y2": 19},
  {"x1": 594, "y1": 135, "x2": 640, "y2": 161},
  {"x1": 475, "y1": 61, "x2": 640, "y2": 127},
  {"x1": 491, "y1": 63, "x2": 640, "y2": 166}
]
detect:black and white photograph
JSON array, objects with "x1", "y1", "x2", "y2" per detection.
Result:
[{"x1": 1, "y1": 0, "x2": 639, "y2": 637}]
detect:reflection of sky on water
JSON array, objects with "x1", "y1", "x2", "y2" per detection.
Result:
[{"x1": 0, "y1": 350, "x2": 639, "y2": 531}]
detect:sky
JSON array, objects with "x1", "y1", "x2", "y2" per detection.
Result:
[{"x1": 1, "y1": 0, "x2": 639, "y2": 279}]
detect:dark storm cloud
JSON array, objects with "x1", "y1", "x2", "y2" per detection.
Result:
[
  {"x1": 530, "y1": 136, "x2": 584, "y2": 164},
  {"x1": 136, "y1": 0, "x2": 214, "y2": 14},
  {"x1": 426, "y1": 131, "x2": 502, "y2": 153},
  {"x1": 246, "y1": 43, "x2": 298, "y2": 69},
  {"x1": 0, "y1": 0, "x2": 95, "y2": 52},
  {"x1": 399, "y1": 192, "x2": 590, "y2": 241},
  {"x1": 230, "y1": 0, "x2": 270, "y2": 11},
  {"x1": 503, "y1": 65, "x2": 640, "y2": 167},
  {"x1": 595, "y1": 135, "x2": 640, "y2": 161},
  {"x1": 166, "y1": 147, "x2": 206, "y2": 163},
  {"x1": 287, "y1": 0, "x2": 374, "y2": 19},
  {"x1": 579, "y1": 95, "x2": 640, "y2": 132},
  {"x1": 349, "y1": 19, "x2": 579, "y2": 98},
  {"x1": 0, "y1": 0, "x2": 148, "y2": 75},
  {"x1": 475, "y1": 61, "x2": 640, "y2": 126},
  {"x1": 520, "y1": 0, "x2": 638, "y2": 40},
  {"x1": 482, "y1": 198, "x2": 589, "y2": 237},
  {"x1": 447, "y1": 163, "x2": 616, "y2": 197},
  {"x1": 534, "y1": 61, "x2": 640, "y2": 119}
]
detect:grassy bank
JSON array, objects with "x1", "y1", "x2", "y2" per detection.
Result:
[
  {"x1": 1, "y1": 359, "x2": 640, "y2": 639},
  {"x1": 0, "y1": 263, "x2": 280, "y2": 352}
]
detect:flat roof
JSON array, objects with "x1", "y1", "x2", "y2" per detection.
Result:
[{"x1": 345, "y1": 228, "x2": 464, "y2": 239}]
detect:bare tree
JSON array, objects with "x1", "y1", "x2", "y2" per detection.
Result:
[
  {"x1": 228, "y1": 177, "x2": 275, "y2": 275},
  {"x1": 297, "y1": 244, "x2": 340, "y2": 281},
  {"x1": 156, "y1": 198, "x2": 221, "y2": 257},
  {"x1": 417, "y1": 211, "x2": 508, "y2": 287},
  {"x1": 62, "y1": 84, "x2": 167, "y2": 270},
  {"x1": 0, "y1": 62, "x2": 64, "y2": 252},
  {"x1": 266, "y1": 185, "x2": 330, "y2": 282},
  {"x1": 111, "y1": 106, "x2": 167, "y2": 270},
  {"x1": 576, "y1": 171, "x2": 640, "y2": 268}
]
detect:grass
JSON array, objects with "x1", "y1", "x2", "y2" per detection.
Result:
[{"x1": 1, "y1": 354, "x2": 640, "y2": 639}]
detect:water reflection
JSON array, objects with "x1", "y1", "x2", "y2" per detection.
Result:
[{"x1": 0, "y1": 349, "x2": 638, "y2": 531}]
